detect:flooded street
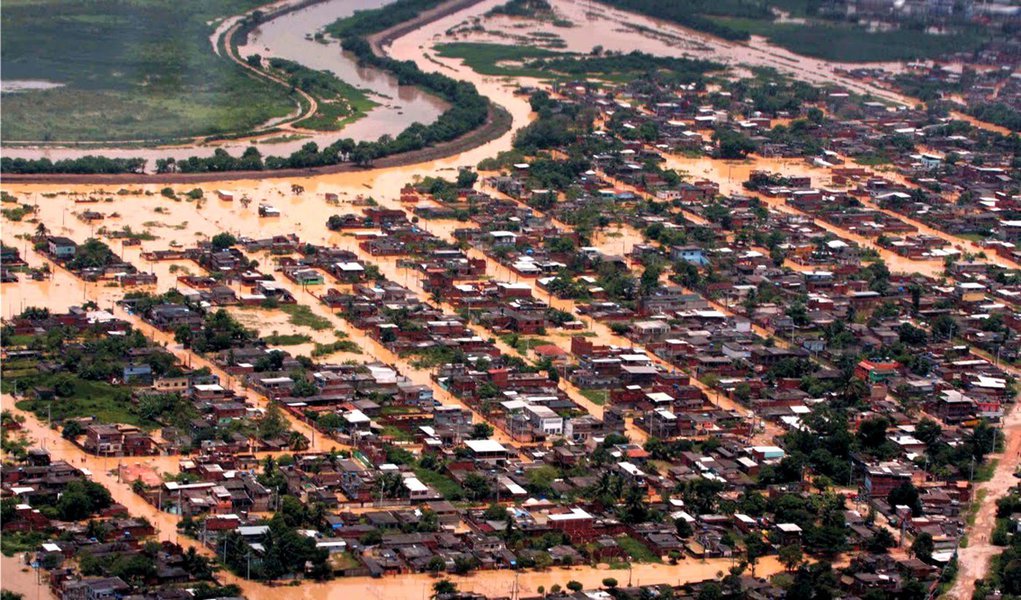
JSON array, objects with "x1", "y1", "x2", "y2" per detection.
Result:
[
  {"x1": 1, "y1": 554, "x2": 56, "y2": 600},
  {"x1": 0, "y1": 397, "x2": 788, "y2": 597}
]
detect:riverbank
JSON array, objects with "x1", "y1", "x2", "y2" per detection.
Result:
[
  {"x1": 0, "y1": 105, "x2": 511, "y2": 185},
  {"x1": 0, "y1": 0, "x2": 493, "y2": 171}
]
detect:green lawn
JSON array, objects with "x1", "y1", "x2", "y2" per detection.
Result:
[
  {"x1": 580, "y1": 388, "x2": 609, "y2": 406},
  {"x1": 1, "y1": 0, "x2": 295, "y2": 142},
  {"x1": 412, "y1": 467, "x2": 464, "y2": 500},
  {"x1": 616, "y1": 535, "x2": 662, "y2": 563}
]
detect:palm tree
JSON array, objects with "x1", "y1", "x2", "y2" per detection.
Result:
[{"x1": 288, "y1": 431, "x2": 310, "y2": 451}]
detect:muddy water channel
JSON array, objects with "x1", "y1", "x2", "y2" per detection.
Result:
[{"x1": 239, "y1": 0, "x2": 448, "y2": 141}]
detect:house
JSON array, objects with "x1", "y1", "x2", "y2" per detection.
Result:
[
  {"x1": 855, "y1": 360, "x2": 900, "y2": 384},
  {"x1": 671, "y1": 245, "x2": 708, "y2": 266},
  {"x1": 83, "y1": 424, "x2": 124, "y2": 455},
  {"x1": 463, "y1": 439, "x2": 511, "y2": 463},
  {"x1": 122, "y1": 363, "x2": 153, "y2": 384},
  {"x1": 47, "y1": 237, "x2": 77, "y2": 259}
]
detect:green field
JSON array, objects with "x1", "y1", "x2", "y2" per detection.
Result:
[
  {"x1": 1, "y1": 0, "x2": 295, "y2": 142},
  {"x1": 14, "y1": 378, "x2": 157, "y2": 429},
  {"x1": 712, "y1": 17, "x2": 988, "y2": 62},
  {"x1": 434, "y1": 43, "x2": 560, "y2": 78},
  {"x1": 434, "y1": 43, "x2": 720, "y2": 83}
]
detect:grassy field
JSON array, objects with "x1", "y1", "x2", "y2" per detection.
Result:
[
  {"x1": 434, "y1": 43, "x2": 560, "y2": 78},
  {"x1": 1, "y1": 0, "x2": 295, "y2": 142},
  {"x1": 712, "y1": 17, "x2": 988, "y2": 62},
  {"x1": 412, "y1": 466, "x2": 464, "y2": 499},
  {"x1": 580, "y1": 388, "x2": 609, "y2": 405},
  {"x1": 280, "y1": 304, "x2": 333, "y2": 331},
  {"x1": 616, "y1": 535, "x2": 662, "y2": 563},
  {"x1": 13, "y1": 377, "x2": 157, "y2": 429},
  {"x1": 263, "y1": 333, "x2": 313, "y2": 345},
  {"x1": 434, "y1": 43, "x2": 719, "y2": 83}
]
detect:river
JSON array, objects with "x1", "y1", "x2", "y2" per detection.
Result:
[
  {"x1": 0, "y1": 0, "x2": 448, "y2": 167},
  {"x1": 240, "y1": 0, "x2": 448, "y2": 142}
]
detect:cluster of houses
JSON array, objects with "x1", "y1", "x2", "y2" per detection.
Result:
[{"x1": 1, "y1": 449, "x2": 236, "y2": 600}]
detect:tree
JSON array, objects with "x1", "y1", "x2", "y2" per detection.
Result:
[
  {"x1": 469, "y1": 422, "x2": 494, "y2": 439},
  {"x1": 427, "y1": 556, "x2": 446, "y2": 573},
  {"x1": 911, "y1": 532, "x2": 934, "y2": 563},
  {"x1": 778, "y1": 544, "x2": 804, "y2": 571},
  {"x1": 210, "y1": 233, "x2": 237, "y2": 250},
  {"x1": 744, "y1": 534, "x2": 768, "y2": 576},
  {"x1": 888, "y1": 481, "x2": 923, "y2": 517},
  {"x1": 857, "y1": 416, "x2": 890, "y2": 452},
  {"x1": 567, "y1": 581, "x2": 584, "y2": 592},
  {"x1": 258, "y1": 404, "x2": 288, "y2": 440},
  {"x1": 713, "y1": 128, "x2": 756, "y2": 159},
  {"x1": 483, "y1": 503, "x2": 508, "y2": 521},
  {"x1": 174, "y1": 325, "x2": 194, "y2": 349},
  {"x1": 432, "y1": 579, "x2": 458, "y2": 598},
  {"x1": 915, "y1": 418, "x2": 942, "y2": 448},
  {"x1": 867, "y1": 527, "x2": 896, "y2": 553},
  {"x1": 697, "y1": 583, "x2": 722, "y2": 600},
  {"x1": 526, "y1": 465, "x2": 558, "y2": 496},
  {"x1": 456, "y1": 169, "x2": 478, "y2": 189},
  {"x1": 462, "y1": 473, "x2": 491, "y2": 501},
  {"x1": 602, "y1": 578, "x2": 618, "y2": 589},
  {"x1": 62, "y1": 420, "x2": 84, "y2": 439},
  {"x1": 675, "y1": 517, "x2": 693, "y2": 538}
]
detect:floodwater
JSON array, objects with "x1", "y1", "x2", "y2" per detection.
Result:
[
  {"x1": 453, "y1": 0, "x2": 912, "y2": 105},
  {"x1": 1, "y1": 394, "x2": 790, "y2": 597},
  {"x1": 240, "y1": 0, "x2": 448, "y2": 142},
  {"x1": 1, "y1": 554, "x2": 56, "y2": 600}
]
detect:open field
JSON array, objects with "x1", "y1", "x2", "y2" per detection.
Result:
[
  {"x1": 594, "y1": 0, "x2": 989, "y2": 62},
  {"x1": 1, "y1": 0, "x2": 295, "y2": 142},
  {"x1": 434, "y1": 43, "x2": 560, "y2": 78},
  {"x1": 713, "y1": 17, "x2": 990, "y2": 63}
]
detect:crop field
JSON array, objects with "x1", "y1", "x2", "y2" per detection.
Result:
[{"x1": 1, "y1": 0, "x2": 295, "y2": 142}]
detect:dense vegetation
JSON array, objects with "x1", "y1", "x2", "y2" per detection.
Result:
[
  {"x1": 594, "y1": 0, "x2": 755, "y2": 41},
  {"x1": 267, "y1": 58, "x2": 377, "y2": 131},
  {"x1": 975, "y1": 492, "x2": 1021, "y2": 597},
  {"x1": 149, "y1": 35, "x2": 491, "y2": 173},
  {"x1": 0, "y1": 155, "x2": 147, "y2": 175},
  {"x1": 967, "y1": 102, "x2": 1021, "y2": 133},
  {"x1": 1, "y1": 0, "x2": 294, "y2": 142},
  {"x1": 325, "y1": 0, "x2": 444, "y2": 38},
  {"x1": 715, "y1": 17, "x2": 989, "y2": 62}
]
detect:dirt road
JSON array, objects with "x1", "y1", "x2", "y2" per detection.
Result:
[{"x1": 948, "y1": 400, "x2": 1021, "y2": 599}]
